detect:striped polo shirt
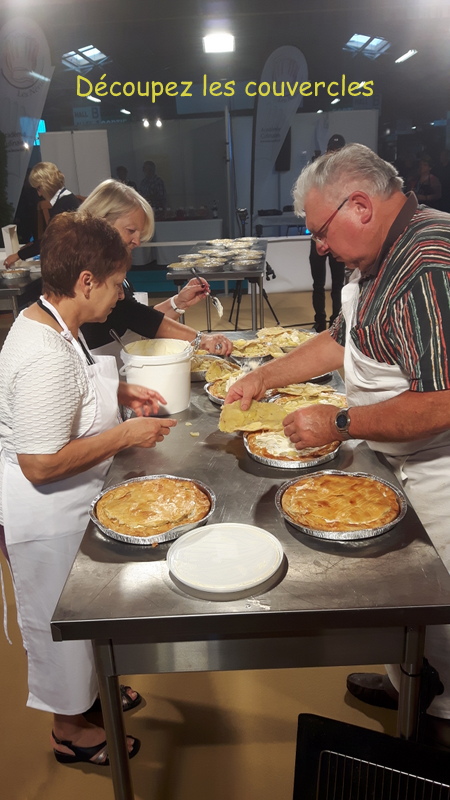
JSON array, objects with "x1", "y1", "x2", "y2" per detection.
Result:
[{"x1": 331, "y1": 195, "x2": 450, "y2": 392}]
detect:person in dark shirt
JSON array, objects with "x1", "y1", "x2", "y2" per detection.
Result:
[
  {"x1": 139, "y1": 160, "x2": 166, "y2": 211},
  {"x1": 3, "y1": 162, "x2": 80, "y2": 267},
  {"x1": 116, "y1": 165, "x2": 137, "y2": 189},
  {"x1": 309, "y1": 134, "x2": 346, "y2": 331},
  {"x1": 79, "y1": 180, "x2": 232, "y2": 356}
]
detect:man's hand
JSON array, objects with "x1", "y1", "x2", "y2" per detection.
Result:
[
  {"x1": 283, "y1": 404, "x2": 339, "y2": 449},
  {"x1": 118, "y1": 383, "x2": 167, "y2": 416},
  {"x1": 224, "y1": 370, "x2": 267, "y2": 410}
]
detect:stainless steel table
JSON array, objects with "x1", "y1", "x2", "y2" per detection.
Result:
[
  {"x1": 52, "y1": 379, "x2": 450, "y2": 800},
  {"x1": 0, "y1": 271, "x2": 42, "y2": 317},
  {"x1": 166, "y1": 241, "x2": 267, "y2": 330}
]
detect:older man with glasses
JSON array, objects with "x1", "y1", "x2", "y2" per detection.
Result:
[{"x1": 225, "y1": 143, "x2": 450, "y2": 747}]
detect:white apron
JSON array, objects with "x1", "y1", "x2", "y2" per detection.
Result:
[
  {"x1": 342, "y1": 278, "x2": 450, "y2": 717},
  {"x1": 2, "y1": 299, "x2": 120, "y2": 715}
]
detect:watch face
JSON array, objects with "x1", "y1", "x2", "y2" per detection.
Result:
[{"x1": 336, "y1": 411, "x2": 348, "y2": 430}]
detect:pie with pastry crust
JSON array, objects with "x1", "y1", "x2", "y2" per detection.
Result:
[
  {"x1": 96, "y1": 478, "x2": 211, "y2": 537},
  {"x1": 246, "y1": 431, "x2": 339, "y2": 462},
  {"x1": 281, "y1": 473, "x2": 400, "y2": 531}
]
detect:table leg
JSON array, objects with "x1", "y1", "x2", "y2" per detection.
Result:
[
  {"x1": 250, "y1": 281, "x2": 257, "y2": 331},
  {"x1": 397, "y1": 625, "x2": 425, "y2": 740},
  {"x1": 93, "y1": 641, "x2": 135, "y2": 800},
  {"x1": 11, "y1": 296, "x2": 19, "y2": 319},
  {"x1": 259, "y1": 276, "x2": 264, "y2": 328},
  {"x1": 205, "y1": 295, "x2": 212, "y2": 331}
]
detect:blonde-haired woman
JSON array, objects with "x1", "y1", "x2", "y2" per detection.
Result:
[
  {"x1": 79, "y1": 179, "x2": 232, "y2": 356},
  {"x1": 3, "y1": 161, "x2": 81, "y2": 268}
]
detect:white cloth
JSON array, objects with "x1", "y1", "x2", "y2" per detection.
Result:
[
  {"x1": 342, "y1": 278, "x2": 450, "y2": 717},
  {"x1": 1, "y1": 300, "x2": 120, "y2": 714}
]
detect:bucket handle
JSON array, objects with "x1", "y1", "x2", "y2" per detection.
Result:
[{"x1": 119, "y1": 364, "x2": 144, "y2": 376}]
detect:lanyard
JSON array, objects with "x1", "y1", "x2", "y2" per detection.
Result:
[{"x1": 37, "y1": 297, "x2": 95, "y2": 366}]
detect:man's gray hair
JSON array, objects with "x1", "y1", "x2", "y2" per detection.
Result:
[{"x1": 293, "y1": 143, "x2": 404, "y2": 213}]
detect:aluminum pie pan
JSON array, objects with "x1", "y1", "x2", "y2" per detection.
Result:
[
  {"x1": 243, "y1": 434, "x2": 340, "y2": 470},
  {"x1": 90, "y1": 475, "x2": 216, "y2": 546},
  {"x1": 204, "y1": 381, "x2": 225, "y2": 406},
  {"x1": 230, "y1": 353, "x2": 273, "y2": 366},
  {"x1": 191, "y1": 354, "x2": 223, "y2": 382},
  {"x1": 275, "y1": 470, "x2": 407, "y2": 541}
]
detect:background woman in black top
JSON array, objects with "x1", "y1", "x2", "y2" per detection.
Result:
[{"x1": 3, "y1": 162, "x2": 81, "y2": 267}]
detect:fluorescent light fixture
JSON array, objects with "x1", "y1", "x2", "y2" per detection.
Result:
[
  {"x1": 316, "y1": 109, "x2": 323, "y2": 114},
  {"x1": 87, "y1": 95, "x2": 101, "y2": 102},
  {"x1": 120, "y1": 108, "x2": 131, "y2": 115},
  {"x1": 155, "y1": 118, "x2": 162, "y2": 128},
  {"x1": 331, "y1": 98, "x2": 340, "y2": 105},
  {"x1": 142, "y1": 118, "x2": 150, "y2": 128},
  {"x1": 395, "y1": 49, "x2": 418, "y2": 64},
  {"x1": 412, "y1": 126, "x2": 416, "y2": 130},
  {"x1": 29, "y1": 71, "x2": 50, "y2": 82},
  {"x1": 203, "y1": 32, "x2": 235, "y2": 53}
]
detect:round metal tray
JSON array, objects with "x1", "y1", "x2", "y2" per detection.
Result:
[
  {"x1": 204, "y1": 381, "x2": 225, "y2": 405},
  {"x1": 230, "y1": 354, "x2": 273, "y2": 367},
  {"x1": 275, "y1": 470, "x2": 407, "y2": 541},
  {"x1": 90, "y1": 475, "x2": 216, "y2": 545},
  {"x1": 243, "y1": 434, "x2": 340, "y2": 470},
  {"x1": 191, "y1": 354, "x2": 223, "y2": 382}
]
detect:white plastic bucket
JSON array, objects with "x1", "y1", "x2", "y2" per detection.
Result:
[{"x1": 120, "y1": 338, "x2": 193, "y2": 414}]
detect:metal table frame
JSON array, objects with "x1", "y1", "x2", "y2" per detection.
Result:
[
  {"x1": 0, "y1": 272, "x2": 42, "y2": 317},
  {"x1": 52, "y1": 380, "x2": 450, "y2": 800},
  {"x1": 166, "y1": 241, "x2": 266, "y2": 330}
]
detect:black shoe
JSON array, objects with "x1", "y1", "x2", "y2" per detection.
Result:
[
  {"x1": 346, "y1": 672, "x2": 399, "y2": 710},
  {"x1": 347, "y1": 660, "x2": 444, "y2": 713},
  {"x1": 312, "y1": 322, "x2": 326, "y2": 333}
]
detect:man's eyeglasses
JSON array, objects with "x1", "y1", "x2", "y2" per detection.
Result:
[{"x1": 310, "y1": 196, "x2": 349, "y2": 244}]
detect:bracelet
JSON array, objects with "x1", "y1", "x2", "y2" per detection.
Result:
[
  {"x1": 192, "y1": 331, "x2": 202, "y2": 352},
  {"x1": 170, "y1": 295, "x2": 185, "y2": 315}
]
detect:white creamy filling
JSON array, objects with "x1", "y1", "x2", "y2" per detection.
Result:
[{"x1": 252, "y1": 432, "x2": 315, "y2": 458}]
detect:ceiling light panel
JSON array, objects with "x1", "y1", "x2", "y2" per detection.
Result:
[{"x1": 203, "y1": 32, "x2": 235, "y2": 53}]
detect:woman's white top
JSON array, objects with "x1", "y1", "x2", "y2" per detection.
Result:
[{"x1": 0, "y1": 312, "x2": 96, "y2": 522}]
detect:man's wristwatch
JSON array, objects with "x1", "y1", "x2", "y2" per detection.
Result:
[
  {"x1": 170, "y1": 295, "x2": 185, "y2": 315},
  {"x1": 335, "y1": 407, "x2": 352, "y2": 440}
]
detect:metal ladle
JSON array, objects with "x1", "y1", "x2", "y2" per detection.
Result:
[{"x1": 109, "y1": 328, "x2": 127, "y2": 349}]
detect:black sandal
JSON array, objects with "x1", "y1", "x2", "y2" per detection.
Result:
[
  {"x1": 52, "y1": 731, "x2": 141, "y2": 766},
  {"x1": 87, "y1": 684, "x2": 143, "y2": 715}
]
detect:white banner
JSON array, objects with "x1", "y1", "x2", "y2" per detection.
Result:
[
  {"x1": 0, "y1": 17, "x2": 53, "y2": 214},
  {"x1": 251, "y1": 46, "x2": 308, "y2": 222}
]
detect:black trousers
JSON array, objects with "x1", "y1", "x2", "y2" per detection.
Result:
[{"x1": 309, "y1": 240, "x2": 346, "y2": 326}]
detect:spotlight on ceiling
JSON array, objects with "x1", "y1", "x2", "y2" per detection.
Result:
[
  {"x1": 155, "y1": 118, "x2": 162, "y2": 128},
  {"x1": 23, "y1": 142, "x2": 29, "y2": 150},
  {"x1": 120, "y1": 108, "x2": 131, "y2": 115},
  {"x1": 395, "y1": 49, "x2": 418, "y2": 64},
  {"x1": 331, "y1": 98, "x2": 340, "y2": 105},
  {"x1": 142, "y1": 118, "x2": 150, "y2": 128},
  {"x1": 203, "y1": 32, "x2": 235, "y2": 53},
  {"x1": 316, "y1": 109, "x2": 323, "y2": 114},
  {"x1": 87, "y1": 95, "x2": 101, "y2": 103}
]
